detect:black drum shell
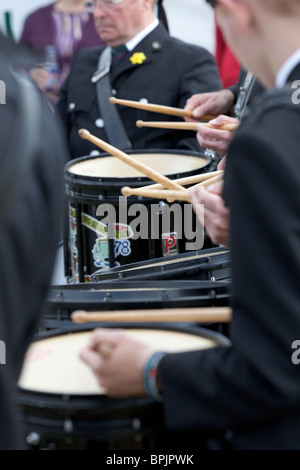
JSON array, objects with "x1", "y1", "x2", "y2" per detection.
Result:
[
  {"x1": 42, "y1": 280, "x2": 231, "y2": 330},
  {"x1": 63, "y1": 149, "x2": 214, "y2": 283}
]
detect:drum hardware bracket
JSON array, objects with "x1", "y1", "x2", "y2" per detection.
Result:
[
  {"x1": 56, "y1": 292, "x2": 64, "y2": 301},
  {"x1": 209, "y1": 289, "x2": 217, "y2": 300},
  {"x1": 161, "y1": 290, "x2": 169, "y2": 301},
  {"x1": 132, "y1": 418, "x2": 142, "y2": 431},
  {"x1": 154, "y1": 201, "x2": 167, "y2": 215},
  {"x1": 64, "y1": 419, "x2": 74, "y2": 434},
  {"x1": 103, "y1": 292, "x2": 112, "y2": 303},
  {"x1": 26, "y1": 432, "x2": 40, "y2": 447}
]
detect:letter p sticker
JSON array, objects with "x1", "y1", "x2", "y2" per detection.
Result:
[{"x1": 162, "y1": 233, "x2": 178, "y2": 256}]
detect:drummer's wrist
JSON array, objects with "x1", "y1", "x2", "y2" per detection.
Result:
[{"x1": 143, "y1": 351, "x2": 166, "y2": 402}]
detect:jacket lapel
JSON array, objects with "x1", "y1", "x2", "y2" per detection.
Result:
[{"x1": 110, "y1": 23, "x2": 168, "y2": 81}]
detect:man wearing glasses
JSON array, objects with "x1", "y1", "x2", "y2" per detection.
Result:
[
  {"x1": 56, "y1": 0, "x2": 222, "y2": 159},
  {"x1": 80, "y1": 0, "x2": 300, "y2": 450}
]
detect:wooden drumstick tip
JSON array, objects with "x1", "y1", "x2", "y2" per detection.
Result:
[
  {"x1": 136, "y1": 120, "x2": 144, "y2": 128},
  {"x1": 109, "y1": 97, "x2": 117, "y2": 104},
  {"x1": 71, "y1": 310, "x2": 88, "y2": 324},
  {"x1": 121, "y1": 186, "x2": 131, "y2": 197},
  {"x1": 78, "y1": 129, "x2": 91, "y2": 140}
]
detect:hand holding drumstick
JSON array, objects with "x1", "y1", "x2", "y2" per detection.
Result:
[
  {"x1": 183, "y1": 90, "x2": 240, "y2": 158},
  {"x1": 109, "y1": 96, "x2": 217, "y2": 121},
  {"x1": 188, "y1": 177, "x2": 230, "y2": 248},
  {"x1": 80, "y1": 328, "x2": 154, "y2": 398},
  {"x1": 184, "y1": 89, "x2": 236, "y2": 123},
  {"x1": 195, "y1": 115, "x2": 240, "y2": 157}
]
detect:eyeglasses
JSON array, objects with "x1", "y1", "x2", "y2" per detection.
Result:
[
  {"x1": 206, "y1": 0, "x2": 218, "y2": 7},
  {"x1": 84, "y1": 0, "x2": 125, "y2": 12}
]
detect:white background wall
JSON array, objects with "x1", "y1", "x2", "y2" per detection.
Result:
[{"x1": 0, "y1": 0, "x2": 216, "y2": 53}]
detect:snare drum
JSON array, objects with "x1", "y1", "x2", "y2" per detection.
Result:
[
  {"x1": 64, "y1": 149, "x2": 212, "y2": 283},
  {"x1": 42, "y1": 280, "x2": 231, "y2": 330},
  {"x1": 16, "y1": 325, "x2": 230, "y2": 450},
  {"x1": 92, "y1": 246, "x2": 231, "y2": 283}
]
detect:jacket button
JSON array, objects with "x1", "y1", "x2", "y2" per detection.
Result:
[{"x1": 95, "y1": 118, "x2": 104, "y2": 128}]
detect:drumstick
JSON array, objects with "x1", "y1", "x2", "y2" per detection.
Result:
[
  {"x1": 121, "y1": 186, "x2": 192, "y2": 202},
  {"x1": 71, "y1": 307, "x2": 232, "y2": 324},
  {"x1": 122, "y1": 173, "x2": 223, "y2": 201},
  {"x1": 136, "y1": 120, "x2": 239, "y2": 132},
  {"x1": 109, "y1": 96, "x2": 217, "y2": 121},
  {"x1": 133, "y1": 170, "x2": 224, "y2": 192},
  {"x1": 78, "y1": 129, "x2": 185, "y2": 192},
  {"x1": 192, "y1": 174, "x2": 223, "y2": 189}
]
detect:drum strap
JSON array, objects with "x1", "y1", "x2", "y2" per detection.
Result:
[
  {"x1": 234, "y1": 71, "x2": 256, "y2": 121},
  {"x1": 91, "y1": 47, "x2": 132, "y2": 150}
]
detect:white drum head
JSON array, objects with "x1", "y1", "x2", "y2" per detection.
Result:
[
  {"x1": 18, "y1": 328, "x2": 218, "y2": 396},
  {"x1": 68, "y1": 153, "x2": 208, "y2": 178}
]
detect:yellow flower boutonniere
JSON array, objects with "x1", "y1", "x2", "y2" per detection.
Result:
[{"x1": 130, "y1": 52, "x2": 147, "y2": 65}]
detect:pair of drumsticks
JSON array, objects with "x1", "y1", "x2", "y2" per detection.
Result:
[
  {"x1": 109, "y1": 97, "x2": 239, "y2": 132},
  {"x1": 79, "y1": 96, "x2": 234, "y2": 203},
  {"x1": 79, "y1": 128, "x2": 223, "y2": 203}
]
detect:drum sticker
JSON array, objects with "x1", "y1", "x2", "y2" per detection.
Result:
[
  {"x1": 24, "y1": 348, "x2": 53, "y2": 364},
  {"x1": 162, "y1": 232, "x2": 179, "y2": 256},
  {"x1": 69, "y1": 205, "x2": 79, "y2": 282},
  {"x1": 82, "y1": 212, "x2": 108, "y2": 239},
  {"x1": 82, "y1": 212, "x2": 134, "y2": 270}
]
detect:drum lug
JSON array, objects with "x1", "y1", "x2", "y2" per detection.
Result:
[
  {"x1": 64, "y1": 419, "x2": 74, "y2": 434},
  {"x1": 103, "y1": 292, "x2": 112, "y2": 303},
  {"x1": 154, "y1": 201, "x2": 167, "y2": 215},
  {"x1": 26, "y1": 431, "x2": 40, "y2": 447},
  {"x1": 161, "y1": 290, "x2": 169, "y2": 301},
  {"x1": 56, "y1": 291, "x2": 64, "y2": 301},
  {"x1": 132, "y1": 418, "x2": 141, "y2": 431},
  {"x1": 209, "y1": 289, "x2": 217, "y2": 300}
]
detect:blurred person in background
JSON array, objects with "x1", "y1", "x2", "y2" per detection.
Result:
[{"x1": 19, "y1": 0, "x2": 106, "y2": 108}]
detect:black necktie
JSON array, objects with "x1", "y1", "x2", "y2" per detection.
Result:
[{"x1": 111, "y1": 44, "x2": 128, "y2": 66}]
